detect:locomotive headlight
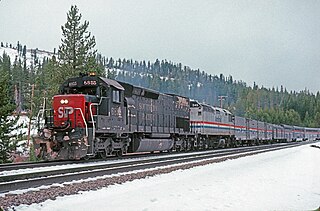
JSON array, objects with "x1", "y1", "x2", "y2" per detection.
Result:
[{"x1": 60, "y1": 99, "x2": 69, "y2": 104}]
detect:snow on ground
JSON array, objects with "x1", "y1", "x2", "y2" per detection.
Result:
[
  {"x1": 14, "y1": 143, "x2": 320, "y2": 211},
  {"x1": 10, "y1": 115, "x2": 37, "y2": 136},
  {"x1": 8, "y1": 115, "x2": 38, "y2": 156}
]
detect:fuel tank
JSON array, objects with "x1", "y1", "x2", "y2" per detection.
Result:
[{"x1": 131, "y1": 138, "x2": 174, "y2": 152}]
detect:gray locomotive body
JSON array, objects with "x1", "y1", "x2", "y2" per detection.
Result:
[
  {"x1": 117, "y1": 81, "x2": 190, "y2": 155},
  {"x1": 190, "y1": 101, "x2": 236, "y2": 148}
]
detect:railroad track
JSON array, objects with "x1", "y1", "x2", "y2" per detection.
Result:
[
  {"x1": 0, "y1": 150, "x2": 188, "y2": 172},
  {"x1": 0, "y1": 152, "x2": 172, "y2": 172},
  {"x1": 0, "y1": 141, "x2": 303, "y2": 172},
  {"x1": 0, "y1": 160, "x2": 87, "y2": 172},
  {"x1": 0, "y1": 141, "x2": 308, "y2": 194}
]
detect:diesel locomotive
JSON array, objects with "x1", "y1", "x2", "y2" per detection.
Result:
[{"x1": 33, "y1": 73, "x2": 320, "y2": 160}]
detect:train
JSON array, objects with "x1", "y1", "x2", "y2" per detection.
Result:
[{"x1": 33, "y1": 73, "x2": 320, "y2": 160}]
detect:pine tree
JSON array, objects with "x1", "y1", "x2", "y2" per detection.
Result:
[
  {"x1": 107, "y1": 68, "x2": 116, "y2": 79},
  {"x1": 22, "y1": 45, "x2": 27, "y2": 58},
  {"x1": 0, "y1": 53, "x2": 17, "y2": 163},
  {"x1": 40, "y1": 56, "x2": 60, "y2": 103},
  {"x1": 12, "y1": 57, "x2": 24, "y2": 112},
  {"x1": 58, "y1": 5, "x2": 103, "y2": 78}
]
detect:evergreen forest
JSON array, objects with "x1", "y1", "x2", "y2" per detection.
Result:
[{"x1": 1, "y1": 47, "x2": 320, "y2": 128}]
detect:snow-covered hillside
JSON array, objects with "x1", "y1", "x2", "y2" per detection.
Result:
[{"x1": 0, "y1": 45, "x2": 54, "y2": 68}]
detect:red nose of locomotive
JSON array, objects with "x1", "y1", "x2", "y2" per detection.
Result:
[{"x1": 53, "y1": 94, "x2": 86, "y2": 128}]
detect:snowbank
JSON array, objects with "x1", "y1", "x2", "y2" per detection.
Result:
[{"x1": 15, "y1": 143, "x2": 320, "y2": 210}]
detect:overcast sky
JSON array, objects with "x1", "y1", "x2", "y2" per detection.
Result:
[{"x1": 1, "y1": 0, "x2": 320, "y2": 93}]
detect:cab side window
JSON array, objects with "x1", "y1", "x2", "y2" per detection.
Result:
[
  {"x1": 113, "y1": 90, "x2": 121, "y2": 103},
  {"x1": 100, "y1": 86, "x2": 108, "y2": 97}
]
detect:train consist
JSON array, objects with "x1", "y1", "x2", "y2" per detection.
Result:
[{"x1": 33, "y1": 73, "x2": 320, "y2": 160}]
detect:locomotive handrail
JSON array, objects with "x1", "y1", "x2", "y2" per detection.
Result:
[
  {"x1": 36, "y1": 97, "x2": 47, "y2": 121},
  {"x1": 89, "y1": 103, "x2": 98, "y2": 143},
  {"x1": 74, "y1": 108, "x2": 88, "y2": 137},
  {"x1": 36, "y1": 108, "x2": 53, "y2": 130},
  {"x1": 87, "y1": 103, "x2": 98, "y2": 157},
  {"x1": 88, "y1": 96, "x2": 110, "y2": 156},
  {"x1": 36, "y1": 109, "x2": 50, "y2": 122}
]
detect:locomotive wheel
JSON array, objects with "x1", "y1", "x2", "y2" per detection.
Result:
[
  {"x1": 83, "y1": 155, "x2": 90, "y2": 160},
  {"x1": 99, "y1": 150, "x2": 107, "y2": 159},
  {"x1": 116, "y1": 150, "x2": 123, "y2": 157}
]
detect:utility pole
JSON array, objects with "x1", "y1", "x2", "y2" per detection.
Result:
[
  {"x1": 218, "y1": 95, "x2": 227, "y2": 108},
  {"x1": 27, "y1": 84, "x2": 35, "y2": 147}
]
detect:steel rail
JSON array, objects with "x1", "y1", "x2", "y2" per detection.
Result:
[
  {"x1": 0, "y1": 141, "x2": 308, "y2": 172},
  {"x1": 0, "y1": 141, "x2": 305, "y2": 172}
]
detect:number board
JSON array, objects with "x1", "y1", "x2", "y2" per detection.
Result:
[
  {"x1": 83, "y1": 80, "x2": 97, "y2": 86},
  {"x1": 68, "y1": 81, "x2": 77, "y2": 87}
]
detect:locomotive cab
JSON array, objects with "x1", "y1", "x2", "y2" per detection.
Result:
[{"x1": 57, "y1": 75, "x2": 127, "y2": 132}]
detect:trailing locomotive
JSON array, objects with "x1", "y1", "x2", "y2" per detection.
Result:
[{"x1": 33, "y1": 73, "x2": 320, "y2": 160}]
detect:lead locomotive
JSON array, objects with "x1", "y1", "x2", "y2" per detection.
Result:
[{"x1": 33, "y1": 73, "x2": 191, "y2": 160}]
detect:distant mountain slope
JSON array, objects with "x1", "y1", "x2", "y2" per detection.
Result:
[
  {"x1": 103, "y1": 58, "x2": 320, "y2": 127},
  {"x1": 0, "y1": 45, "x2": 54, "y2": 68},
  {"x1": 105, "y1": 58, "x2": 247, "y2": 111}
]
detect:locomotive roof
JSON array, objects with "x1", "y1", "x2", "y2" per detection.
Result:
[
  {"x1": 213, "y1": 106, "x2": 232, "y2": 115},
  {"x1": 281, "y1": 124, "x2": 293, "y2": 128},
  {"x1": 100, "y1": 77, "x2": 125, "y2": 90},
  {"x1": 191, "y1": 100, "x2": 233, "y2": 115},
  {"x1": 117, "y1": 80, "x2": 161, "y2": 99},
  {"x1": 60, "y1": 75, "x2": 125, "y2": 91}
]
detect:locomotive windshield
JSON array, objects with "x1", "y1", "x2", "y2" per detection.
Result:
[
  {"x1": 67, "y1": 87, "x2": 97, "y2": 95},
  {"x1": 60, "y1": 77, "x2": 100, "y2": 96},
  {"x1": 190, "y1": 101, "x2": 200, "y2": 107}
]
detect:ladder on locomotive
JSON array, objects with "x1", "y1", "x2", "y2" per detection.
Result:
[
  {"x1": 36, "y1": 97, "x2": 53, "y2": 130},
  {"x1": 88, "y1": 102, "x2": 100, "y2": 142},
  {"x1": 37, "y1": 108, "x2": 54, "y2": 130},
  {"x1": 87, "y1": 96, "x2": 110, "y2": 136}
]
